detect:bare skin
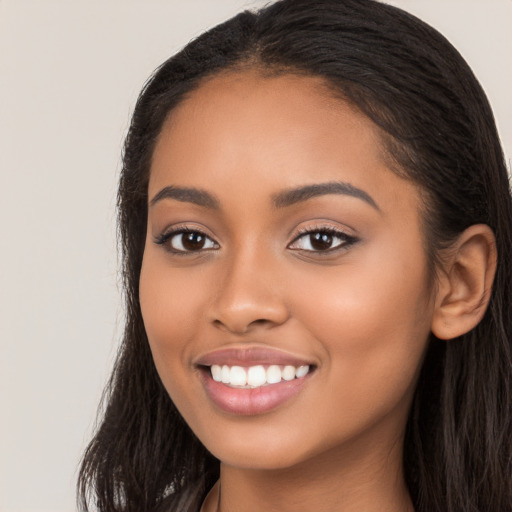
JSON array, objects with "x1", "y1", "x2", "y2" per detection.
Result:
[{"x1": 139, "y1": 71, "x2": 496, "y2": 512}]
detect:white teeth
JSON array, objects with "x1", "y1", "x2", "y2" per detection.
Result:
[
  {"x1": 282, "y1": 365, "x2": 296, "y2": 381},
  {"x1": 221, "y1": 365, "x2": 230, "y2": 384},
  {"x1": 211, "y1": 364, "x2": 222, "y2": 382},
  {"x1": 296, "y1": 365, "x2": 309, "y2": 378},
  {"x1": 247, "y1": 365, "x2": 267, "y2": 387},
  {"x1": 230, "y1": 366, "x2": 247, "y2": 386},
  {"x1": 209, "y1": 364, "x2": 311, "y2": 388},
  {"x1": 266, "y1": 365, "x2": 282, "y2": 384}
]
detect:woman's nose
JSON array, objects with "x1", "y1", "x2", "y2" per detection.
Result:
[{"x1": 208, "y1": 251, "x2": 290, "y2": 335}]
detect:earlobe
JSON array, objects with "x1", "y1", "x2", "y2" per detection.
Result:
[{"x1": 431, "y1": 224, "x2": 497, "y2": 340}]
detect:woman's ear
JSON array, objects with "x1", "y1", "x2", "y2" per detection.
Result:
[{"x1": 431, "y1": 224, "x2": 497, "y2": 340}]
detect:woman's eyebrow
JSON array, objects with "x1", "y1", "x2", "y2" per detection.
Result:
[
  {"x1": 272, "y1": 181, "x2": 380, "y2": 211},
  {"x1": 149, "y1": 182, "x2": 379, "y2": 211},
  {"x1": 149, "y1": 186, "x2": 220, "y2": 209}
]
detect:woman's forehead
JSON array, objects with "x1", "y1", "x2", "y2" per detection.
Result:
[
  {"x1": 148, "y1": 70, "x2": 421, "y2": 225},
  {"x1": 150, "y1": 72, "x2": 383, "y2": 185}
]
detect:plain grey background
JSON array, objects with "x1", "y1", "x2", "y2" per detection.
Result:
[{"x1": 0, "y1": 1, "x2": 510, "y2": 511}]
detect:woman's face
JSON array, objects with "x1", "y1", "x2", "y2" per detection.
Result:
[{"x1": 140, "y1": 71, "x2": 436, "y2": 470}]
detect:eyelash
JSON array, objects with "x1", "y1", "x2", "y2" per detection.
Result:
[
  {"x1": 154, "y1": 225, "x2": 358, "y2": 255},
  {"x1": 288, "y1": 226, "x2": 358, "y2": 254},
  {"x1": 154, "y1": 227, "x2": 219, "y2": 255}
]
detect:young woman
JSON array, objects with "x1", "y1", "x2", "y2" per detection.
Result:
[{"x1": 78, "y1": 1, "x2": 512, "y2": 511}]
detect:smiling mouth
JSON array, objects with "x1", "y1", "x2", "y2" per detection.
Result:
[
  {"x1": 194, "y1": 347, "x2": 316, "y2": 414},
  {"x1": 206, "y1": 364, "x2": 312, "y2": 388},
  {"x1": 197, "y1": 362, "x2": 316, "y2": 415}
]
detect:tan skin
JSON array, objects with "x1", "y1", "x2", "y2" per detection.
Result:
[{"x1": 139, "y1": 71, "x2": 497, "y2": 512}]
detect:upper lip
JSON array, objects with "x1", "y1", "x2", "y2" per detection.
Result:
[{"x1": 194, "y1": 346, "x2": 314, "y2": 368}]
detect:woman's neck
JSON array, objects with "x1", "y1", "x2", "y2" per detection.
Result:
[{"x1": 202, "y1": 434, "x2": 414, "y2": 512}]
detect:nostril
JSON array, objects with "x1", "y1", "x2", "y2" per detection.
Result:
[
  {"x1": 251, "y1": 318, "x2": 272, "y2": 326},
  {"x1": 212, "y1": 316, "x2": 280, "y2": 335},
  {"x1": 209, "y1": 290, "x2": 290, "y2": 333}
]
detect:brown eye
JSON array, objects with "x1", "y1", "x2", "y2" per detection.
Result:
[
  {"x1": 288, "y1": 229, "x2": 357, "y2": 252},
  {"x1": 309, "y1": 232, "x2": 334, "y2": 251},
  {"x1": 181, "y1": 232, "x2": 208, "y2": 251},
  {"x1": 160, "y1": 230, "x2": 218, "y2": 253}
]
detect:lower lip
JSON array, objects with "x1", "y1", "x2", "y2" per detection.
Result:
[{"x1": 199, "y1": 369, "x2": 311, "y2": 415}]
